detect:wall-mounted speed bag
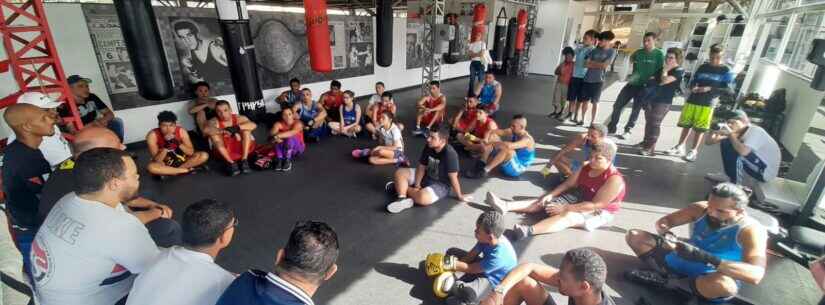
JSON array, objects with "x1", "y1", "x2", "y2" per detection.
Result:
[
  {"x1": 471, "y1": 4, "x2": 487, "y2": 41},
  {"x1": 376, "y1": 0, "x2": 392, "y2": 67},
  {"x1": 492, "y1": 8, "x2": 508, "y2": 68},
  {"x1": 515, "y1": 9, "x2": 527, "y2": 52},
  {"x1": 505, "y1": 17, "x2": 518, "y2": 60},
  {"x1": 304, "y1": 0, "x2": 332, "y2": 72},
  {"x1": 113, "y1": 0, "x2": 173, "y2": 100}
]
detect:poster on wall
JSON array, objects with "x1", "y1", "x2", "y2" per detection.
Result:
[
  {"x1": 81, "y1": 4, "x2": 374, "y2": 110},
  {"x1": 406, "y1": 16, "x2": 472, "y2": 69},
  {"x1": 84, "y1": 14, "x2": 138, "y2": 96}
]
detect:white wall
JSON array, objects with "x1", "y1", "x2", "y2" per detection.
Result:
[
  {"x1": 747, "y1": 60, "x2": 825, "y2": 155},
  {"x1": 527, "y1": 0, "x2": 570, "y2": 75},
  {"x1": 0, "y1": 4, "x2": 470, "y2": 144}
]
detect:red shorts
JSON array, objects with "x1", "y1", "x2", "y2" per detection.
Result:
[
  {"x1": 421, "y1": 111, "x2": 443, "y2": 127},
  {"x1": 214, "y1": 135, "x2": 256, "y2": 162}
]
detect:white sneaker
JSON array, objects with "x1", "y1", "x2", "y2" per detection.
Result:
[
  {"x1": 485, "y1": 191, "x2": 509, "y2": 214},
  {"x1": 617, "y1": 130, "x2": 631, "y2": 140},
  {"x1": 684, "y1": 149, "x2": 698, "y2": 162},
  {"x1": 666, "y1": 145, "x2": 685, "y2": 157},
  {"x1": 705, "y1": 172, "x2": 730, "y2": 183},
  {"x1": 387, "y1": 198, "x2": 414, "y2": 213}
]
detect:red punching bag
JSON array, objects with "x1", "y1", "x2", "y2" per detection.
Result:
[
  {"x1": 471, "y1": 4, "x2": 487, "y2": 41},
  {"x1": 515, "y1": 9, "x2": 528, "y2": 52},
  {"x1": 304, "y1": 0, "x2": 332, "y2": 72}
]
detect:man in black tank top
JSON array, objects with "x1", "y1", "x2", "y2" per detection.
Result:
[{"x1": 175, "y1": 21, "x2": 229, "y2": 84}]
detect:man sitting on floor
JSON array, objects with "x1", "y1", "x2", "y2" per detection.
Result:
[
  {"x1": 466, "y1": 115, "x2": 535, "y2": 179},
  {"x1": 205, "y1": 100, "x2": 257, "y2": 176},
  {"x1": 293, "y1": 87, "x2": 328, "y2": 143},
  {"x1": 624, "y1": 183, "x2": 767, "y2": 303},
  {"x1": 32, "y1": 148, "x2": 161, "y2": 305},
  {"x1": 215, "y1": 221, "x2": 339, "y2": 305},
  {"x1": 480, "y1": 247, "x2": 615, "y2": 305},
  {"x1": 188, "y1": 81, "x2": 218, "y2": 134},
  {"x1": 704, "y1": 110, "x2": 780, "y2": 188},
  {"x1": 547, "y1": 123, "x2": 608, "y2": 178},
  {"x1": 277, "y1": 78, "x2": 303, "y2": 110},
  {"x1": 451, "y1": 95, "x2": 480, "y2": 139},
  {"x1": 385, "y1": 128, "x2": 471, "y2": 213},
  {"x1": 38, "y1": 127, "x2": 182, "y2": 247},
  {"x1": 320, "y1": 80, "x2": 345, "y2": 122},
  {"x1": 413, "y1": 81, "x2": 447, "y2": 136},
  {"x1": 146, "y1": 111, "x2": 209, "y2": 178},
  {"x1": 7, "y1": 92, "x2": 72, "y2": 169},
  {"x1": 61, "y1": 75, "x2": 125, "y2": 142},
  {"x1": 474, "y1": 71, "x2": 503, "y2": 115},
  {"x1": 428, "y1": 211, "x2": 517, "y2": 305},
  {"x1": 126, "y1": 199, "x2": 236, "y2": 305},
  {"x1": 457, "y1": 108, "x2": 498, "y2": 156}
]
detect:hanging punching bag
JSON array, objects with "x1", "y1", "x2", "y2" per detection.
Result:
[
  {"x1": 376, "y1": 0, "x2": 392, "y2": 67},
  {"x1": 505, "y1": 17, "x2": 518, "y2": 60},
  {"x1": 492, "y1": 8, "x2": 508, "y2": 70},
  {"x1": 471, "y1": 3, "x2": 486, "y2": 41},
  {"x1": 515, "y1": 9, "x2": 528, "y2": 52},
  {"x1": 216, "y1": 0, "x2": 265, "y2": 121},
  {"x1": 444, "y1": 13, "x2": 460, "y2": 64},
  {"x1": 305, "y1": 0, "x2": 332, "y2": 72},
  {"x1": 113, "y1": 0, "x2": 173, "y2": 100}
]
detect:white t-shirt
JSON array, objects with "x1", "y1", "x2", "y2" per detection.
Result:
[
  {"x1": 369, "y1": 94, "x2": 382, "y2": 106},
  {"x1": 126, "y1": 247, "x2": 235, "y2": 305},
  {"x1": 31, "y1": 193, "x2": 160, "y2": 305},
  {"x1": 740, "y1": 125, "x2": 781, "y2": 181},
  {"x1": 379, "y1": 124, "x2": 403, "y2": 149},
  {"x1": 7, "y1": 125, "x2": 71, "y2": 169},
  {"x1": 469, "y1": 41, "x2": 486, "y2": 62}
]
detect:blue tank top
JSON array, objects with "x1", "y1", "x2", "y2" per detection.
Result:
[
  {"x1": 342, "y1": 105, "x2": 358, "y2": 125},
  {"x1": 511, "y1": 134, "x2": 536, "y2": 164},
  {"x1": 479, "y1": 81, "x2": 499, "y2": 105},
  {"x1": 298, "y1": 101, "x2": 318, "y2": 122},
  {"x1": 664, "y1": 214, "x2": 759, "y2": 277}
]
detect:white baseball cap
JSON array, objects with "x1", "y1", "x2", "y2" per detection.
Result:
[{"x1": 18, "y1": 92, "x2": 62, "y2": 109}]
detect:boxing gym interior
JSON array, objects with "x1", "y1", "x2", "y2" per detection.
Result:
[{"x1": 1, "y1": 0, "x2": 825, "y2": 305}]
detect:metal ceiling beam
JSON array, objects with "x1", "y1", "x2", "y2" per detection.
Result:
[{"x1": 584, "y1": 10, "x2": 737, "y2": 17}]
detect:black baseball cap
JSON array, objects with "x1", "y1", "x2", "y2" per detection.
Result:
[{"x1": 67, "y1": 75, "x2": 92, "y2": 85}]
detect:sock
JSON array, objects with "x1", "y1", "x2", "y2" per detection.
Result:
[{"x1": 483, "y1": 166, "x2": 491, "y2": 173}]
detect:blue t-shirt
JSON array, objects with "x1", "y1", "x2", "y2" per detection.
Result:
[
  {"x1": 473, "y1": 237, "x2": 518, "y2": 286},
  {"x1": 215, "y1": 270, "x2": 315, "y2": 305},
  {"x1": 572, "y1": 45, "x2": 594, "y2": 79}
]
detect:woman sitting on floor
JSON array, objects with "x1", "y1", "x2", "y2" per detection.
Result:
[
  {"x1": 485, "y1": 140, "x2": 625, "y2": 240},
  {"x1": 328, "y1": 90, "x2": 362, "y2": 138},
  {"x1": 352, "y1": 112, "x2": 408, "y2": 166},
  {"x1": 268, "y1": 108, "x2": 305, "y2": 172}
]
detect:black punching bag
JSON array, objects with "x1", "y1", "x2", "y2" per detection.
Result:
[
  {"x1": 492, "y1": 8, "x2": 508, "y2": 70},
  {"x1": 376, "y1": 0, "x2": 393, "y2": 67},
  {"x1": 443, "y1": 13, "x2": 460, "y2": 64},
  {"x1": 505, "y1": 17, "x2": 518, "y2": 60},
  {"x1": 113, "y1": 0, "x2": 173, "y2": 100},
  {"x1": 216, "y1": 0, "x2": 265, "y2": 121}
]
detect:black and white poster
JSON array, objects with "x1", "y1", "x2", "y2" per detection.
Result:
[
  {"x1": 406, "y1": 16, "x2": 472, "y2": 69},
  {"x1": 82, "y1": 4, "x2": 374, "y2": 110}
]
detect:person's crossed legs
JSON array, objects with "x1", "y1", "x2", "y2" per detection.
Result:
[
  {"x1": 388, "y1": 167, "x2": 449, "y2": 213},
  {"x1": 147, "y1": 151, "x2": 209, "y2": 176}
]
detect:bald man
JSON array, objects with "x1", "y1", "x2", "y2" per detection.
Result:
[
  {"x1": 2, "y1": 103, "x2": 57, "y2": 273},
  {"x1": 38, "y1": 127, "x2": 182, "y2": 247}
]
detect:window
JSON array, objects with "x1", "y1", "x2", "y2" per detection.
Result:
[
  {"x1": 781, "y1": 12, "x2": 825, "y2": 77},
  {"x1": 770, "y1": 0, "x2": 799, "y2": 11},
  {"x1": 761, "y1": 16, "x2": 790, "y2": 61}
]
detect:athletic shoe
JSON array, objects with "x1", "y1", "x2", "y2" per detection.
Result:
[
  {"x1": 617, "y1": 130, "x2": 631, "y2": 140},
  {"x1": 704, "y1": 172, "x2": 730, "y2": 183},
  {"x1": 227, "y1": 162, "x2": 241, "y2": 177},
  {"x1": 387, "y1": 198, "x2": 414, "y2": 213},
  {"x1": 666, "y1": 145, "x2": 685, "y2": 157},
  {"x1": 384, "y1": 181, "x2": 397, "y2": 195},
  {"x1": 576, "y1": 120, "x2": 584, "y2": 126},
  {"x1": 624, "y1": 269, "x2": 668, "y2": 289},
  {"x1": 485, "y1": 191, "x2": 509, "y2": 214},
  {"x1": 412, "y1": 127, "x2": 425, "y2": 136},
  {"x1": 281, "y1": 159, "x2": 293, "y2": 172},
  {"x1": 557, "y1": 112, "x2": 571, "y2": 122},
  {"x1": 239, "y1": 159, "x2": 252, "y2": 174},
  {"x1": 683, "y1": 149, "x2": 698, "y2": 162},
  {"x1": 445, "y1": 296, "x2": 467, "y2": 305},
  {"x1": 639, "y1": 148, "x2": 654, "y2": 156},
  {"x1": 511, "y1": 224, "x2": 530, "y2": 241},
  {"x1": 273, "y1": 158, "x2": 284, "y2": 171}
]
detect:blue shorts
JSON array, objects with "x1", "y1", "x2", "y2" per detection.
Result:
[
  {"x1": 567, "y1": 77, "x2": 586, "y2": 102},
  {"x1": 500, "y1": 154, "x2": 534, "y2": 177},
  {"x1": 663, "y1": 253, "x2": 741, "y2": 303}
]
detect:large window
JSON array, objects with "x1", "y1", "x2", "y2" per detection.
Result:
[
  {"x1": 780, "y1": 12, "x2": 825, "y2": 77},
  {"x1": 761, "y1": 16, "x2": 790, "y2": 60}
]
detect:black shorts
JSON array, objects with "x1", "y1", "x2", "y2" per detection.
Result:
[
  {"x1": 567, "y1": 77, "x2": 586, "y2": 102},
  {"x1": 580, "y1": 82, "x2": 603, "y2": 103}
]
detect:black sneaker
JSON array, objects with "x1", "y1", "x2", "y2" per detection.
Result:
[
  {"x1": 576, "y1": 120, "x2": 584, "y2": 126},
  {"x1": 227, "y1": 162, "x2": 241, "y2": 176},
  {"x1": 281, "y1": 159, "x2": 293, "y2": 172},
  {"x1": 240, "y1": 159, "x2": 252, "y2": 174},
  {"x1": 624, "y1": 269, "x2": 668, "y2": 289},
  {"x1": 273, "y1": 158, "x2": 284, "y2": 171},
  {"x1": 384, "y1": 181, "x2": 397, "y2": 195}
]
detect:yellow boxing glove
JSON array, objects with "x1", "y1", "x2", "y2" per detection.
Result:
[
  {"x1": 425, "y1": 253, "x2": 458, "y2": 277},
  {"x1": 464, "y1": 133, "x2": 479, "y2": 143},
  {"x1": 433, "y1": 272, "x2": 455, "y2": 298}
]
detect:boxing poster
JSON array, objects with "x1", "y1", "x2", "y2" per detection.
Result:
[
  {"x1": 330, "y1": 21, "x2": 347, "y2": 69},
  {"x1": 168, "y1": 17, "x2": 232, "y2": 90},
  {"x1": 406, "y1": 16, "x2": 473, "y2": 69},
  {"x1": 84, "y1": 13, "x2": 138, "y2": 95}
]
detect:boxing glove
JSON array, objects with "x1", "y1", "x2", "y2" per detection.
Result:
[
  {"x1": 465, "y1": 133, "x2": 479, "y2": 143},
  {"x1": 675, "y1": 241, "x2": 722, "y2": 267},
  {"x1": 164, "y1": 139, "x2": 180, "y2": 151},
  {"x1": 433, "y1": 272, "x2": 456, "y2": 299},
  {"x1": 224, "y1": 126, "x2": 241, "y2": 135},
  {"x1": 425, "y1": 253, "x2": 458, "y2": 277}
]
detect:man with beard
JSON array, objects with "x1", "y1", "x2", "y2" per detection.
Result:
[
  {"x1": 174, "y1": 21, "x2": 229, "y2": 84},
  {"x1": 205, "y1": 101, "x2": 257, "y2": 176},
  {"x1": 623, "y1": 183, "x2": 767, "y2": 302},
  {"x1": 32, "y1": 148, "x2": 161, "y2": 305}
]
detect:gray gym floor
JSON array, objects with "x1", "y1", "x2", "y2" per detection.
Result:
[{"x1": 132, "y1": 74, "x2": 821, "y2": 305}]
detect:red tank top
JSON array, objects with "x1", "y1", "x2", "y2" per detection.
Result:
[
  {"x1": 472, "y1": 117, "x2": 494, "y2": 138},
  {"x1": 459, "y1": 108, "x2": 478, "y2": 128},
  {"x1": 218, "y1": 115, "x2": 239, "y2": 141},
  {"x1": 559, "y1": 61, "x2": 574, "y2": 85},
  {"x1": 323, "y1": 91, "x2": 344, "y2": 109},
  {"x1": 275, "y1": 120, "x2": 305, "y2": 144},
  {"x1": 377, "y1": 102, "x2": 394, "y2": 117},
  {"x1": 153, "y1": 126, "x2": 183, "y2": 150},
  {"x1": 425, "y1": 95, "x2": 445, "y2": 108},
  {"x1": 576, "y1": 164, "x2": 625, "y2": 213}
]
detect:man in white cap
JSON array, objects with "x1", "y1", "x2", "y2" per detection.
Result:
[{"x1": 7, "y1": 92, "x2": 72, "y2": 169}]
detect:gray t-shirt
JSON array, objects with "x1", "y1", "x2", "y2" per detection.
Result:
[{"x1": 584, "y1": 47, "x2": 616, "y2": 83}]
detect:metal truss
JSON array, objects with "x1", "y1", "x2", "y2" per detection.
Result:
[{"x1": 420, "y1": 0, "x2": 444, "y2": 96}]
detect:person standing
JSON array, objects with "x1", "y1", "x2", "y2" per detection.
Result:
[
  {"x1": 1, "y1": 103, "x2": 56, "y2": 274},
  {"x1": 579, "y1": 31, "x2": 616, "y2": 127},
  {"x1": 639, "y1": 48, "x2": 684, "y2": 156},
  {"x1": 667, "y1": 44, "x2": 734, "y2": 162},
  {"x1": 467, "y1": 33, "x2": 488, "y2": 96},
  {"x1": 549, "y1": 47, "x2": 575, "y2": 118},
  {"x1": 564, "y1": 30, "x2": 598, "y2": 125},
  {"x1": 607, "y1": 32, "x2": 665, "y2": 139}
]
